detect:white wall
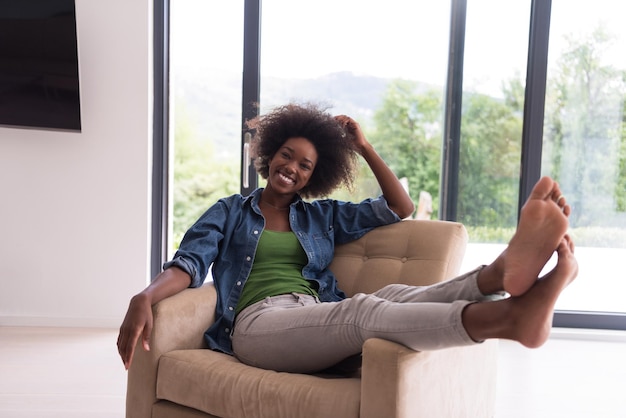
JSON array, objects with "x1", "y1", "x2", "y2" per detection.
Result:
[{"x1": 0, "y1": 0, "x2": 152, "y2": 327}]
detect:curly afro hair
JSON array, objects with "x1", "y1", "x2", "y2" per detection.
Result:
[{"x1": 247, "y1": 102, "x2": 359, "y2": 198}]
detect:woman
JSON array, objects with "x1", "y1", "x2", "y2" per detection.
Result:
[{"x1": 118, "y1": 103, "x2": 577, "y2": 373}]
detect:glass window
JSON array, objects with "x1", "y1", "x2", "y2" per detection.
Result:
[
  {"x1": 260, "y1": 0, "x2": 451, "y2": 208},
  {"x1": 458, "y1": 0, "x2": 531, "y2": 269},
  {"x1": 543, "y1": 0, "x2": 626, "y2": 313},
  {"x1": 168, "y1": 1, "x2": 244, "y2": 255},
  {"x1": 161, "y1": 0, "x2": 625, "y2": 327}
]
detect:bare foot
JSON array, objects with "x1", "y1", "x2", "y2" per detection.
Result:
[
  {"x1": 502, "y1": 176, "x2": 570, "y2": 296},
  {"x1": 505, "y1": 235, "x2": 578, "y2": 348},
  {"x1": 464, "y1": 235, "x2": 577, "y2": 348}
]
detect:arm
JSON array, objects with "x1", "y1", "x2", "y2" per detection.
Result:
[
  {"x1": 117, "y1": 266, "x2": 191, "y2": 370},
  {"x1": 335, "y1": 115, "x2": 415, "y2": 219}
]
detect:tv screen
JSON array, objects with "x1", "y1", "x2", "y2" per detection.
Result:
[{"x1": 0, "y1": 0, "x2": 81, "y2": 131}]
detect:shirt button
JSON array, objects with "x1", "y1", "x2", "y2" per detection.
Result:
[
  {"x1": 246, "y1": 256, "x2": 251, "y2": 261},
  {"x1": 253, "y1": 230, "x2": 259, "y2": 235},
  {"x1": 228, "y1": 306, "x2": 234, "y2": 311},
  {"x1": 236, "y1": 281, "x2": 242, "y2": 286},
  {"x1": 225, "y1": 328, "x2": 230, "y2": 333}
]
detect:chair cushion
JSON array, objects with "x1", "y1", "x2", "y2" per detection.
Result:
[
  {"x1": 156, "y1": 349, "x2": 361, "y2": 418},
  {"x1": 330, "y1": 220, "x2": 468, "y2": 296}
]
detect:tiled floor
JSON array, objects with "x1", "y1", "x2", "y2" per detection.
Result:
[
  {"x1": 495, "y1": 329, "x2": 626, "y2": 418},
  {"x1": 0, "y1": 327, "x2": 625, "y2": 417},
  {"x1": 0, "y1": 327, "x2": 126, "y2": 418}
]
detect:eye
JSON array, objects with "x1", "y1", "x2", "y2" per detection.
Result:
[{"x1": 300, "y1": 163, "x2": 312, "y2": 171}]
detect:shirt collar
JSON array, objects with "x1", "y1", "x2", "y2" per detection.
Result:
[{"x1": 245, "y1": 188, "x2": 307, "y2": 212}]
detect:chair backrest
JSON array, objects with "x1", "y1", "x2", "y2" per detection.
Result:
[{"x1": 329, "y1": 220, "x2": 468, "y2": 297}]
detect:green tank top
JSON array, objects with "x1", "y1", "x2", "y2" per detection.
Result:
[{"x1": 235, "y1": 230, "x2": 319, "y2": 315}]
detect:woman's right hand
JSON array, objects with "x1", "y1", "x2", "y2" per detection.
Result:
[
  {"x1": 116, "y1": 266, "x2": 192, "y2": 370},
  {"x1": 117, "y1": 292, "x2": 153, "y2": 370}
]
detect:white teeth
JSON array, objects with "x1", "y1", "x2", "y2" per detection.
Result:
[{"x1": 279, "y1": 173, "x2": 295, "y2": 184}]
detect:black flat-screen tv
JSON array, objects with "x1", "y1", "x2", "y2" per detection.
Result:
[{"x1": 0, "y1": 0, "x2": 81, "y2": 131}]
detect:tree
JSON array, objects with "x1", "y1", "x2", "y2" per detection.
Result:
[
  {"x1": 618, "y1": 76, "x2": 626, "y2": 212},
  {"x1": 368, "y1": 79, "x2": 443, "y2": 215},
  {"x1": 172, "y1": 105, "x2": 239, "y2": 249},
  {"x1": 366, "y1": 78, "x2": 523, "y2": 229},
  {"x1": 457, "y1": 91, "x2": 522, "y2": 229},
  {"x1": 543, "y1": 27, "x2": 626, "y2": 227}
]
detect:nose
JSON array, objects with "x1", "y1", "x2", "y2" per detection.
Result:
[{"x1": 284, "y1": 160, "x2": 297, "y2": 174}]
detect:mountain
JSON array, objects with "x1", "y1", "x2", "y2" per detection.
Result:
[{"x1": 172, "y1": 70, "x2": 407, "y2": 153}]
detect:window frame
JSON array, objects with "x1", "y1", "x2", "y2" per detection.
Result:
[
  {"x1": 152, "y1": 0, "x2": 626, "y2": 331},
  {"x1": 151, "y1": 0, "x2": 170, "y2": 280}
]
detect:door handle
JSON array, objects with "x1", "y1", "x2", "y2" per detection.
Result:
[{"x1": 243, "y1": 132, "x2": 252, "y2": 188}]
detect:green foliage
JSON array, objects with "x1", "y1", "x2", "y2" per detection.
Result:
[
  {"x1": 368, "y1": 80, "x2": 443, "y2": 215},
  {"x1": 327, "y1": 159, "x2": 380, "y2": 203},
  {"x1": 170, "y1": 27, "x2": 626, "y2": 250},
  {"x1": 333, "y1": 77, "x2": 525, "y2": 228},
  {"x1": 457, "y1": 92, "x2": 523, "y2": 228},
  {"x1": 617, "y1": 76, "x2": 626, "y2": 212},
  {"x1": 543, "y1": 26, "x2": 626, "y2": 226},
  {"x1": 465, "y1": 225, "x2": 515, "y2": 244},
  {"x1": 501, "y1": 72, "x2": 525, "y2": 114},
  {"x1": 363, "y1": 79, "x2": 523, "y2": 228},
  {"x1": 172, "y1": 106, "x2": 240, "y2": 250},
  {"x1": 567, "y1": 226, "x2": 626, "y2": 247},
  {"x1": 466, "y1": 225, "x2": 626, "y2": 247}
]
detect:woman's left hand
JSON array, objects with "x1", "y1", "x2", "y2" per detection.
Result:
[
  {"x1": 335, "y1": 115, "x2": 369, "y2": 154},
  {"x1": 334, "y1": 115, "x2": 415, "y2": 219}
]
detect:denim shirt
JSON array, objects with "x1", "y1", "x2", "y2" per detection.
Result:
[{"x1": 163, "y1": 188, "x2": 401, "y2": 354}]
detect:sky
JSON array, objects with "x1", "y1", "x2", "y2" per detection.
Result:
[{"x1": 170, "y1": 0, "x2": 626, "y2": 97}]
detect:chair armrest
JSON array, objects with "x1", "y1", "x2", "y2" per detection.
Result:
[
  {"x1": 150, "y1": 283, "x2": 217, "y2": 352},
  {"x1": 360, "y1": 338, "x2": 498, "y2": 418},
  {"x1": 126, "y1": 284, "x2": 217, "y2": 418}
]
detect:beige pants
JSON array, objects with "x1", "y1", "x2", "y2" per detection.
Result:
[{"x1": 232, "y1": 267, "x2": 496, "y2": 373}]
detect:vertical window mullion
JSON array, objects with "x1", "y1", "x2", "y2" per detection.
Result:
[
  {"x1": 241, "y1": 0, "x2": 261, "y2": 196},
  {"x1": 151, "y1": 0, "x2": 170, "y2": 280},
  {"x1": 518, "y1": 0, "x2": 552, "y2": 213},
  {"x1": 440, "y1": 0, "x2": 467, "y2": 221}
]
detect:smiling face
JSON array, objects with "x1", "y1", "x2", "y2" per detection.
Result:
[{"x1": 266, "y1": 136, "x2": 318, "y2": 196}]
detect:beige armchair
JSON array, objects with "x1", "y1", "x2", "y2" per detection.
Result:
[{"x1": 126, "y1": 220, "x2": 498, "y2": 418}]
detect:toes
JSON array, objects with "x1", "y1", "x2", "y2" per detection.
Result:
[
  {"x1": 555, "y1": 193, "x2": 565, "y2": 206},
  {"x1": 555, "y1": 235, "x2": 576, "y2": 267},
  {"x1": 529, "y1": 176, "x2": 557, "y2": 201},
  {"x1": 563, "y1": 234, "x2": 575, "y2": 253},
  {"x1": 559, "y1": 202, "x2": 571, "y2": 218},
  {"x1": 528, "y1": 177, "x2": 571, "y2": 217}
]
